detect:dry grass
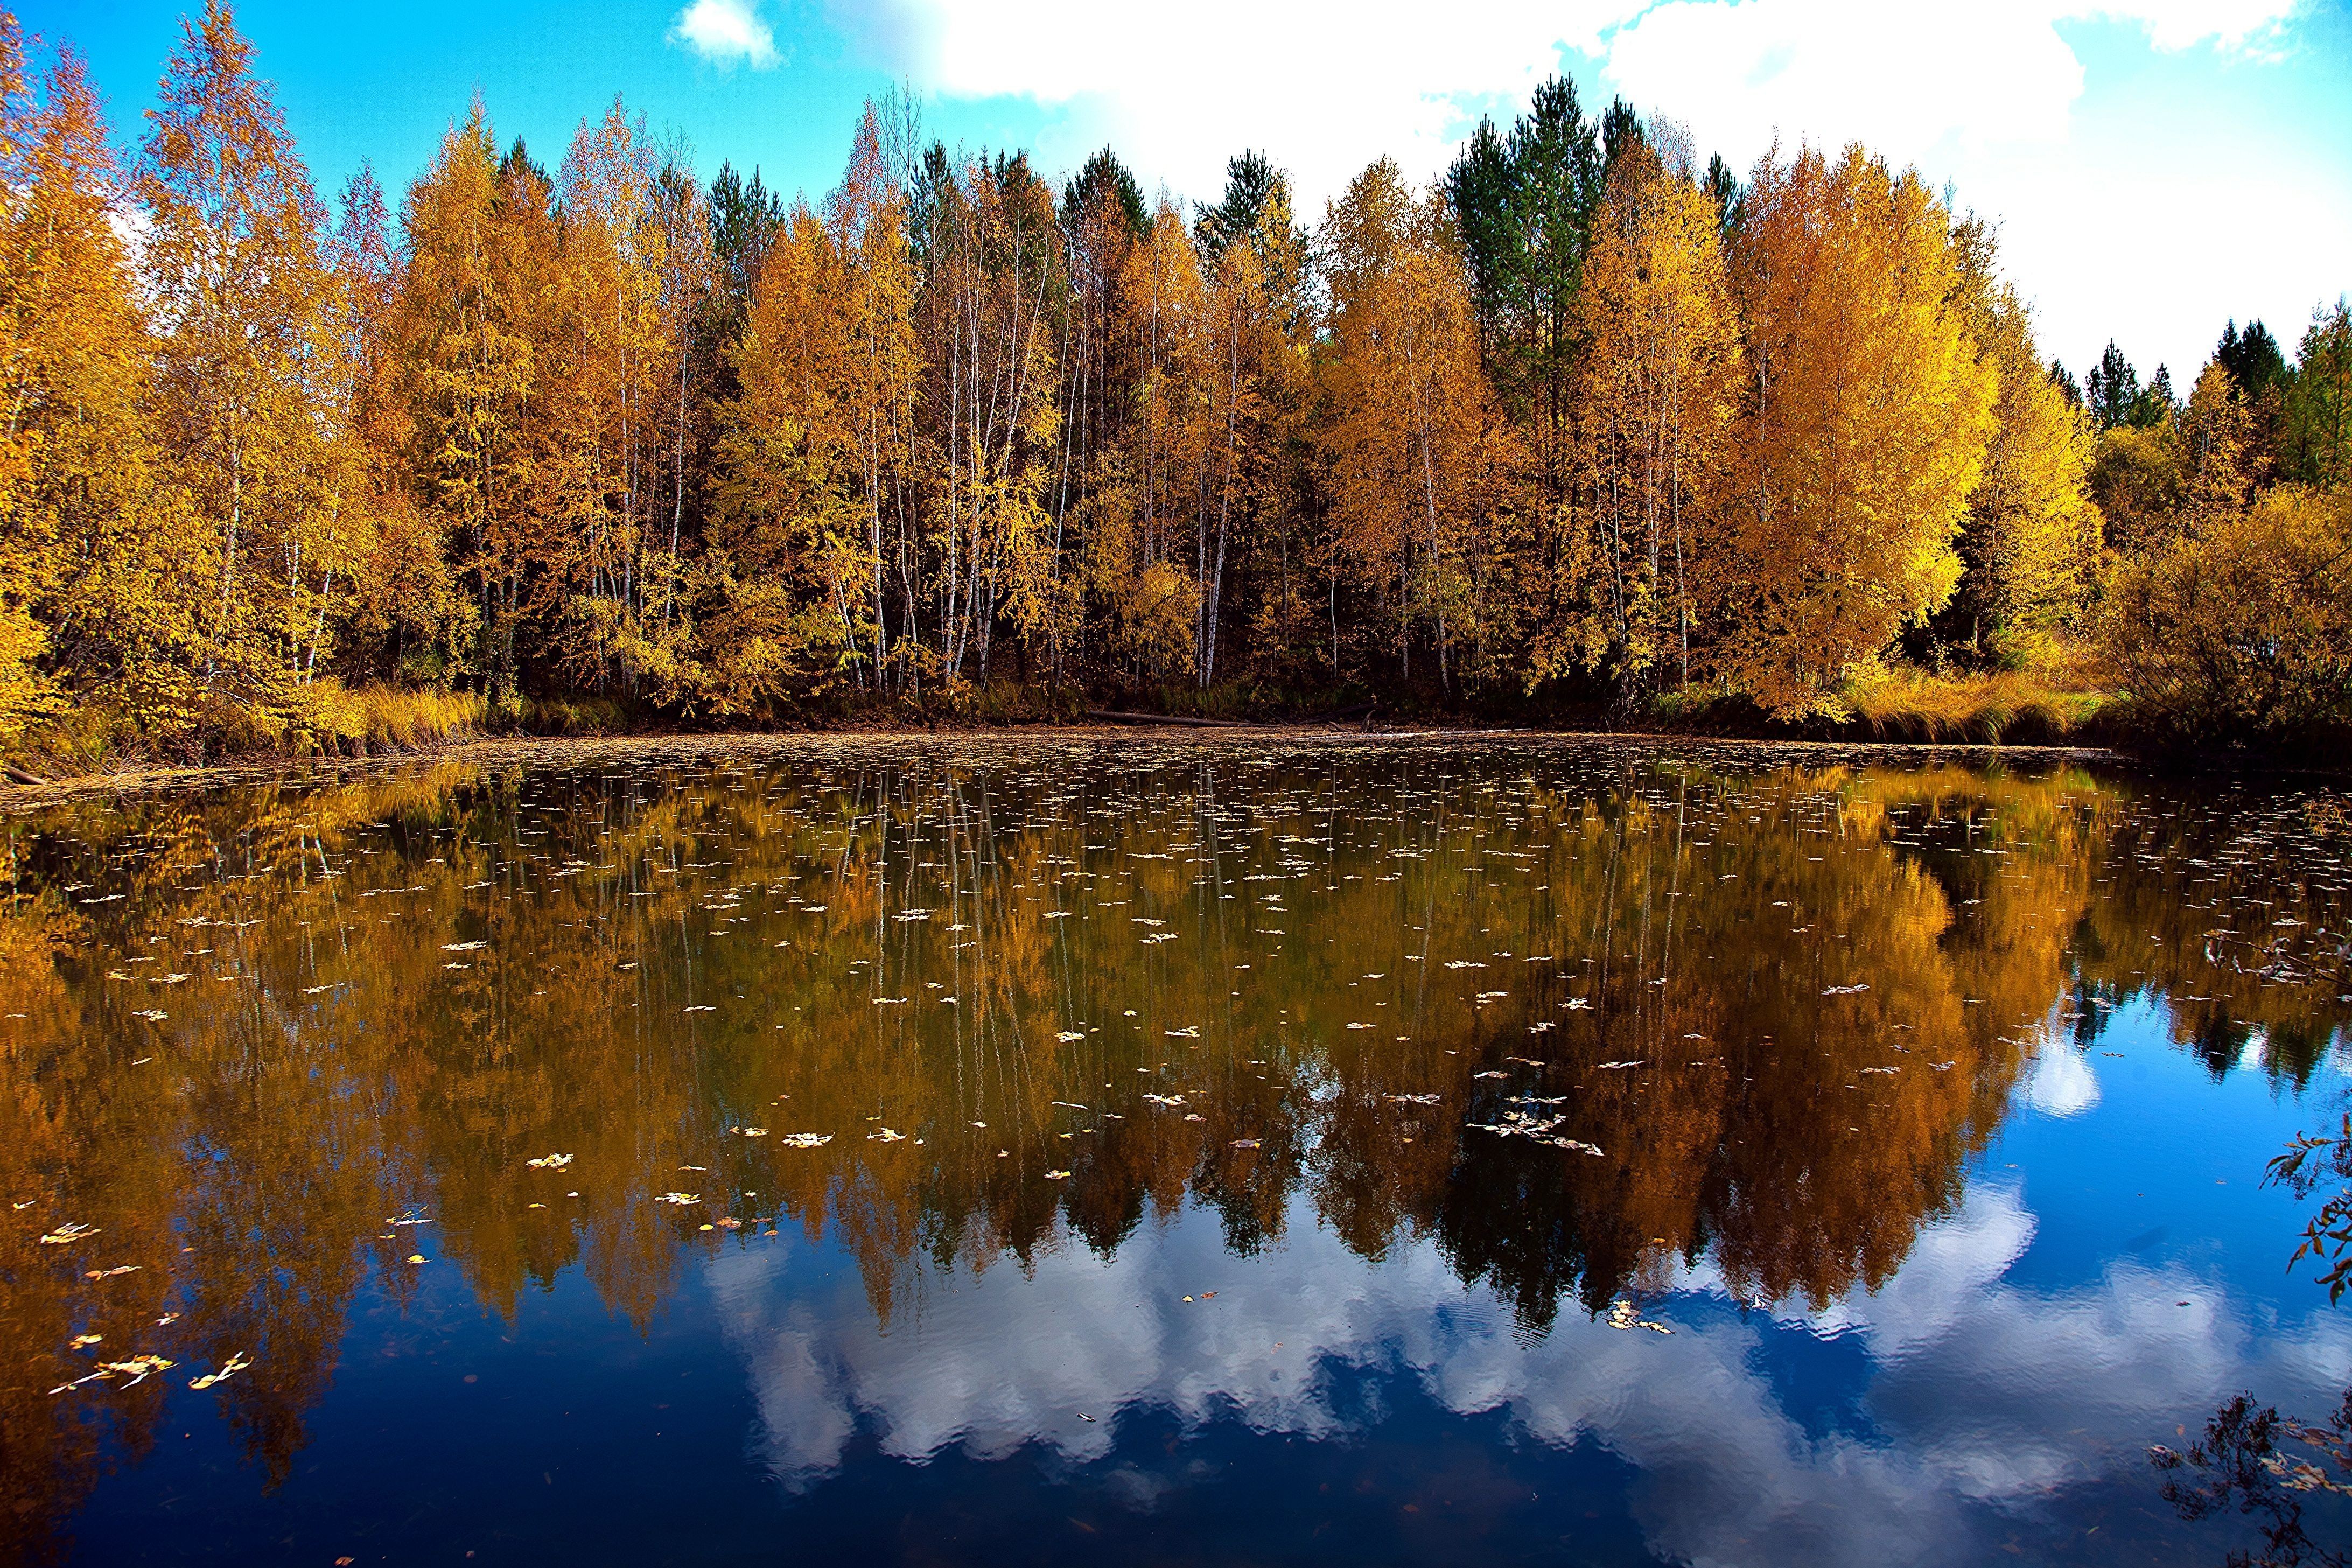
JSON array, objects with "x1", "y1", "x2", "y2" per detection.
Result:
[
  {"x1": 1840, "y1": 666, "x2": 2110, "y2": 744},
  {"x1": 289, "y1": 680, "x2": 488, "y2": 753},
  {"x1": 3, "y1": 681, "x2": 491, "y2": 781}
]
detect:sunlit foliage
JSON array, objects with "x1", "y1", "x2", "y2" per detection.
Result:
[{"x1": 0, "y1": 7, "x2": 2341, "y2": 759}]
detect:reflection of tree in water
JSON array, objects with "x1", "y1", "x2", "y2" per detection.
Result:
[
  {"x1": 2077, "y1": 789, "x2": 2352, "y2": 1091},
  {"x1": 0, "y1": 739, "x2": 2346, "y2": 1559},
  {"x1": 2157, "y1": 1115, "x2": 2352, "y2": 1567}
]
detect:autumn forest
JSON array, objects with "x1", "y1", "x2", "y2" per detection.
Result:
[{"x1": 3, "y1": 2, "x2": 2349, "y2": 768}]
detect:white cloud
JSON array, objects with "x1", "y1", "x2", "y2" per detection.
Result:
[
  {"x1": 711, "y1": 1183, "x2": 2352, "y2": 1565},
  {"x1": 1605, "y1": 2, "x2": 2087, "y2": 163},
  {"x1": 1591, "y1": 0, "x2": 2336, "y2": 375},
  {"x1": 669, "y1": 0, "x2": 782, "y2": 71},
  {"x1": 844, "y1": 0, "x2": 2335, "y2": 391},
  {"x1": 2082, "y1": 0, "x2": 2307, "y2": 53},
  {"x1": 2020, "y1": 1039, "x2": 2103, "y2": 1117},
  {"x1": 845, "y1": 0, "x2": 2302, "y2": 207},
  {"x1": 842, "y1": 0, "x2": 1648, "y2": 209}
]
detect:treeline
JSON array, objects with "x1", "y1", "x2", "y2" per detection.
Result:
[{"x1": 1, "y1": 2, "x2": 2347, "y2": 761}]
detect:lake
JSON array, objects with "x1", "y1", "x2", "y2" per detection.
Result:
[{"x1": 5, "y1": 734, "x2": 2349, "y2": 1566}]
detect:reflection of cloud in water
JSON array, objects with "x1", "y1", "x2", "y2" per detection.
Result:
[
  {"x1": 712, "y1": 1186, "x2": 2351, "y2": 1567},
  {"x1": 2020, "y1": 1039, "x2": 2102, "y2": 1118}
]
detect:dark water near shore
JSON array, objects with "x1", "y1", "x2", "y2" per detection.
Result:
[{"x1": 5, "y1": 736, "x2": 2351, "y2": 1566}]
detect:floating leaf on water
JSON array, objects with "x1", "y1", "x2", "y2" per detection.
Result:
[
  {"x1": 441, "y1": 941, "x2": 487, "y2": 953},
  {"x1": 655, "y1": 1192, "x2": 701, "y2": 1205},
  {"x1": 778, "y1": 1133, "x2": 832, "y2": 1149},
  {"x1": 39, "y1": 1222, "x2": 98, "y2": 1246},
  {"x1": 188, "y1": 1350, "x2": 251, "y2": 1391},
  {"x1": 525, "y1": 1153, "x2": 573, "y2": 1169},
  {"x1": 101, "y1": 1353, "x2": 173, "y2": 1385}
]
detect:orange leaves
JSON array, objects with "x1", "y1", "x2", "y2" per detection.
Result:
[
  {"x1": 1952, "y1": 241, "x2": 2099, "y2": 640},
  {"x1": 1546, "y1": 148, "x2": 1742, "y2": 695},
  {"x1": 1319, "y1": 160, "x2": 1519, "y2": 686},
  {"x1": 1714, "y1": 145, "x2": 1997, "y2": 718}
]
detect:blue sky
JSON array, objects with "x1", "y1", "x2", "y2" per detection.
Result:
[{"x1": 22, "y1": 0, "x2": 2352, "y2": 381}]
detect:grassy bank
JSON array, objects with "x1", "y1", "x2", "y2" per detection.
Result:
[
  {"x1": 0, "y1": 664, "x2": 2175, "y2": 787},
  {"x1": 2, "y1": 681, "x2": 493, "y2": 784}
]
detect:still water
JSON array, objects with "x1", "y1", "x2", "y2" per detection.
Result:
[{"x1": 5, "y1": 735, "x2": 2350, "y2": 1566}]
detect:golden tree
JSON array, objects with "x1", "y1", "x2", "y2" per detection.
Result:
[
  {"x1": 1546, "y1": 144, "x2": 1741, "y2": 695},
  {"x1": 1717, "y1": 145, "x2": 1995, "y2": 717},
  {"x1": 141, "y1": 0, "x2": 352, "y2": 741},
  {"x1": 1944, "y1": 219, "x2": 2098, "y2": 653},
  {"x1": 705, "y1": 199, "x2": 859, "y2": 706},
  {"x1": 0, "y1": 30, "x2": 180, "y2": 741},
  {"x1": 542, "y1": 98, "x2": 675, "y2": 693},
  {"x1": 1319, "y1": 159, "x2": 1520, "y2": 689}
]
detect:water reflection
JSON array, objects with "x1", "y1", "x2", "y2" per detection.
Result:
[{"x1": 3, "y1": 737, "x2": 2347, "y2": 1563}]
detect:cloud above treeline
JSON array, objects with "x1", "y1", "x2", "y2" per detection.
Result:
[
  {"x1": 670, "y1": 0, "x2": 782, "y2": 71},
  {"x1": 838, "y1": 0, "x2": 2304, "y2": 206},
  {"x1": 803, "y1": 0, "x2": 2330, "y2": 400}
]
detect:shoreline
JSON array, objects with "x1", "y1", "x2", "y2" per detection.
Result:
[{"x1": 0, "y1": 722, "x2": 2139, "y2": 807}]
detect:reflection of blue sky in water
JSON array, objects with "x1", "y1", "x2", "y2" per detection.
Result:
[{"x1": 717, "y1": 1002, "x2": 2351, "y2": 1566}]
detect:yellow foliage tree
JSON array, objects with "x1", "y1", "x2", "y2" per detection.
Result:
[
  {"x1": 1546, "y1": 145, "x2": 1740, "y2": 695},
  {"x1": 705, "y1": 200, "x2": 859, "y2": 706},
  {"x1": 391, "y1": 107, "x2": 538, "y2": 694},
  {"x1": 1948, "y1": 219, "x2": 2097, "y2": 650},
  {"x1": 1320, "y1": 158, "x2": 1519, "y2": 690},
  {"x1": 543, "y1": 99, "x2": 677, "y2": 693},
  {"x1": 0, "y1": 30, "x2": 180, "y2": 744},
  {"x1": 141, "y1": 0, "x2": 355, "y2": 745},
  {"x1": 1716, "y1": 146, "x2": 1995, "y2": 717},
  {"x1": 2098, "y1": 484, "x2": 2352, "y2": 748}
]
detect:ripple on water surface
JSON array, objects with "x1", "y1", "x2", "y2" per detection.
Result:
[{"x1": 5, "y1": 734, "x2": 2350, "y2": 1566}]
